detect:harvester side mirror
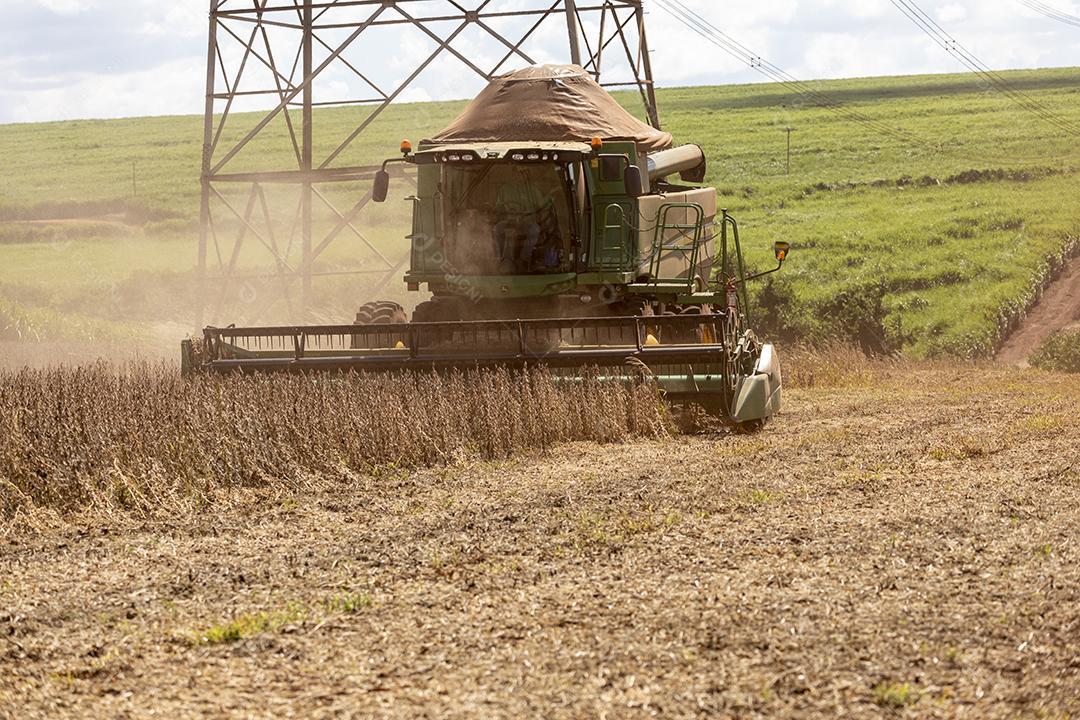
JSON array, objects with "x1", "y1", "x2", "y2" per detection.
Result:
[
  {"x1": 373, "y1": 170, "x2": 391, "y2": 203},
  {"x1": 624, "y1": 165, "x2": 644, "y2": 199},
  {"x1": 741, "y1": 241, "x2": 792, "y2": 284}
]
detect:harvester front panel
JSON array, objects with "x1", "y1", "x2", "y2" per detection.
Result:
[{"x1": 190, "y1": 315, "x2": 772, "y2": 416}]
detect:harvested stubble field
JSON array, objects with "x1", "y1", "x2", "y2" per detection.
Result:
[{"x1": 1, "y1": 355, "x2": 1077, "y2": 718}]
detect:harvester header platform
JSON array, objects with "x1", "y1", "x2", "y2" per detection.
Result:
[{"x1": 185, "y1": 64, "x2": 791, "y2": 429}]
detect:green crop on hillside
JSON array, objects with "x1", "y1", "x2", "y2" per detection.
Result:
[{"x1": 1, "y1": 67, "x2": 1078, "y2": 357}]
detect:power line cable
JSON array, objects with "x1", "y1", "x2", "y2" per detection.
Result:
[
  {"x1": 648, "y1": 0, "x2": 1080, "y2": 163},
  {"x1": 650, "y1": 0, "x2": 933, "y2": 147},
  {"x1": 1016, "y1": 0, "x2": 1080, "y2": 27},
  {"x1": 657, "y1": 0, "x2": 922, "y2": 141},
  {"x1": 890, "y1": 0, "x2": 1080, "y2": 135},
  {"x1": 893, "y1": 0, "x2": 1072, "y2": 121}
]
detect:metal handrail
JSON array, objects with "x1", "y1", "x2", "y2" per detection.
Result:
[
  {"x1": 647, "y1": 202, "x2": 705, "y2": 290},
  {"x1": 593, "y1": 202, "x2": 630, "y2": 270}
]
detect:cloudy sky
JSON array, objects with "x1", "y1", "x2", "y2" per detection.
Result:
[{"x1": 1, "y1": 0, "x2": 1078, "y2": 124}]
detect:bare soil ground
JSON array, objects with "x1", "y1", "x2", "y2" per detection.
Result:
[
  {"x1": 998, "y1": 258, "x2": 1080, "y2": 365},
  {"x1": 2, "y1": 363, "x2": 1078, "y2": 719}
]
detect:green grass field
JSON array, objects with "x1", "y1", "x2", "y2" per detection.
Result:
[{"x1": 1, "y1": 67, "x2": 1078, "y2": 358}]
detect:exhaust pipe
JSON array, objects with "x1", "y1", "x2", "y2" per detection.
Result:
[{"x1": 647, "y1": 144, "x2": 707, "y2": 183}]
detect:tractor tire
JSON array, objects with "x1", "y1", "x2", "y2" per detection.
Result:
[
  {"x1": 354, "y1": 300, "x2": 407, "y2": 326},
  {"x1": 352, "y1": 301, "x2": 407, "y2": 350},
  {"x1": 410, "y1": 299, "x2": 460, "y2": 348},
  {"x1": 411, "y1": 298, "x2": 453, "y2": 324}
]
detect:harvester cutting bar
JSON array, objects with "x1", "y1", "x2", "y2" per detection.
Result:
[{"x1": 199, "y1": 315, "x2": 726, "y2": 375}]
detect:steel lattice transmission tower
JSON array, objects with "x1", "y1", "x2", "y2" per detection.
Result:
[{"x1": 197, "y1": 0, "x2": 661, "y2": 327}]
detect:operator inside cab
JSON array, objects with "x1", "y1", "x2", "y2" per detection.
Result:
[
  {"x1": 445, "y1": 161, "x2": 573, "y2": 276},
  {"x1": 492, "y1": 165, "x2": 562, "y2": 273}
]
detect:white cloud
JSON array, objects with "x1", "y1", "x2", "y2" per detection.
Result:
[
  {"x1": 140, "y1": 6, "x2": 206, "y2": 38},
  {"x1": 2, "y1": 57, "x2": 203, "y2": 123},
  {"x1": 798, "y1": 31, "x2": 934, "y2": 80},
  {"x1": 32, "y1": 0, "x2": 97, "y2": 15},
  {"x1": 935, "y1": 3, "x2": 968, "y2": 23},
  {"x1": 2, "y1": 0, "x2": 1079, "y2": 123}
]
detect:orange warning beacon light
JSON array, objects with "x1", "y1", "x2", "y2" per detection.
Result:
[{"x1": 400, "y1": 139, "x2": 413, "y2": 156}]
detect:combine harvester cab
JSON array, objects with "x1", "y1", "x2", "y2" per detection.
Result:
[{"x1": 187, "y1": 65, "x2": 790, "y2": 430}]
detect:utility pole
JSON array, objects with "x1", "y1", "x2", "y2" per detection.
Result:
[
  {"x1": 196, "y1": 1, "x2": 659, "y2": 328},
  {"x1": 635, "y1": 2, "x2": 662, "y2": 130},
  {"x1": 196, "y1": 0, "x2": 218, "y2": 330},
  {"x1": 301, "y1": 0, "x2": 314, "y2": 318},
  {"x1": 565, "y1": 0, "x2": 582, "y2": 66},
  {"x1": 785, "y1": 127, "x2": 794, "y2": 175}
]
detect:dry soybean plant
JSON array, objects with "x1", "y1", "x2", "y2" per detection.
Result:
[
  {"x1": 782, "y1": 343, "x2": 895, "y2": 389},
  {"x1": 0, "y1": 363, "x2": 671, "y2": 518}
]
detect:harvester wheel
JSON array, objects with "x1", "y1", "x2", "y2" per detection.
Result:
[
  {"x1": 411, "y1": 299, "x2": 461, "y2": 348},
  {"x1": 352, "y1": 301, "x2": 408, "y2": 350},
  {"x1": 355, "y1": 301, "x2": 407, "y2": 325},
  {"x1": 411, "y1": 299, "x2": 450, "y2": 324}
]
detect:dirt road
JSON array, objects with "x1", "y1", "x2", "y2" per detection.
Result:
[
  {"x1": 998, "y1": 257, "x2": 1080, "y2": 365},
  {"x1": 2, "y1": 363, "x2": 1077, "y2": 718}
]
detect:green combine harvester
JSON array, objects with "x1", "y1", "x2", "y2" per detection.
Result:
[{"x1": 185, "y1": 65, "x2": 791, "y2": 429}]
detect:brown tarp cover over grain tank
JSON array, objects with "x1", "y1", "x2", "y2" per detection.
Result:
[{"x1": 427, "y1": 64, "x2": 673, "y2": 153}]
